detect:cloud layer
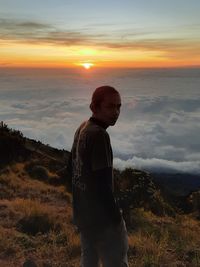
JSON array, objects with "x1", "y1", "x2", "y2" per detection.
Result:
[{"x1": 0, "y1": 68, "x2": 200, "y2": 174}]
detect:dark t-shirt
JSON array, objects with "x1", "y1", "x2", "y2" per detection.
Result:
[{"x1": 71, "y1": 117, "x2": 121, "y2": 232}]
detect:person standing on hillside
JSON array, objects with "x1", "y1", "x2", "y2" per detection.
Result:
[{"x1": 70, "y1": 86, "x2": 129, "y2": 267}]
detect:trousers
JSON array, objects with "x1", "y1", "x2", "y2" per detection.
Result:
[{"x1": 80, "y1": 219, "x2": 129, "y2": 267}]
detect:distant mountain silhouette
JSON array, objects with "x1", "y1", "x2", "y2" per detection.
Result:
[
  {"x1": 152, "y1": 173, "x2": 200, "y2": 197},
  {"x1": 152, "y1": 173, "x2": 200, "y2": 213}
]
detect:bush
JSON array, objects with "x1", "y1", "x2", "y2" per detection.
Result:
[
  {"x1": 26, "y1": 163, "x2": 49, "y2": 181},
  {"x1": 31, "y1": 165, "x2": 49, "y2": 180},
  {"x1": 17, "y1": 213, "x2": 55, "y2": 235},
  {"x1": 13, "y1": 199, "x2": 61, "y2": 236}
]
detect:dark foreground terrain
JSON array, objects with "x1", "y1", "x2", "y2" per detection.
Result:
[{"x1": 1, "y1": 122, "x2": 200, "y2": 267}]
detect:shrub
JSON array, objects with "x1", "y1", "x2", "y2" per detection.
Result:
[
  {"x1": 17, "y1": 213, "x2": 54, "y2": 235},
  {"x1": 26, "y1": 163, "x2": 49, "y2": 181},
  {"x1": 13, "y1": 199, "x2": 61, "y2": 236}
]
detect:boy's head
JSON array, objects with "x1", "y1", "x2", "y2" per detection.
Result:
[{"x1": 90, "y1": 86, "x2": 121, "y2": 126}]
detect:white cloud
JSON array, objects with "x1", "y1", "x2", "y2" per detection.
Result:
[
  {"x1": 114, "y1": 156, "x2": 200, "y2": 174},
  {"x1": 1, "y1": 68, "x2": 200, "y2": 173}
]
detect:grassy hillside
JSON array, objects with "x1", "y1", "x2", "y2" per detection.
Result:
[{"x1": 1, "y1": 123, "x2": 200, "y2": 267}]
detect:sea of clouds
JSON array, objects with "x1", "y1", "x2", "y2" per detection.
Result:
[{"x1": 0, "y1": 67, "x2": 200, "y2": 174}]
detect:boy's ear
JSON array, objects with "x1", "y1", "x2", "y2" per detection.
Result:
[{"x1": 90, "y1": 103, "x2": 98, "y2": 113}]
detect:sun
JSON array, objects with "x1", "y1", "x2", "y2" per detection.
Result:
[{"x1": 81, "y1": 63, "x2": 94, "y2": 69}]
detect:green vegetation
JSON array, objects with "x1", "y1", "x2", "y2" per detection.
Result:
[{"x1": 1, "y1": 123, "x2": 200, "y2": 266}]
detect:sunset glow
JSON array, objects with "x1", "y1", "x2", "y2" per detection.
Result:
[
  {"x1": 0, "y1": 0, "x2": 200, "y2": 68},
  {"x1": 81, "y1": 63, "x2": 94, "y2": 69}
]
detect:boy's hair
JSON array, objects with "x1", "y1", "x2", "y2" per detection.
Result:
[{"x1": 90, "y1": 86, "x2": 119, "y2": 109}]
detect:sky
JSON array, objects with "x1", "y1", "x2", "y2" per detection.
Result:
[{"x1": 0, "y1": 0, "x2": 200, "y2": 68}]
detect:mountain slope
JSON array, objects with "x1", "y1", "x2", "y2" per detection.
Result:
[{"x1": 1, "y1": 123, "x2": 200, "y2": 267}]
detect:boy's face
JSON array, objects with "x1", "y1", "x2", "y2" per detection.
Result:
[{"x1": 96, "y1": 93, "x2": 121, "y2": 126}]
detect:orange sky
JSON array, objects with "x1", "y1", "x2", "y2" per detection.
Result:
[
  {"x1": 1, "y1": 1, "x2": 200, "y2": 68},
  {"x1": 1, "y1": 41, "x2": 200, "y2": 68}
]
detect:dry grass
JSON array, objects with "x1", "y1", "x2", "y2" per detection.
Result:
[
  {"x1": 0, "y1": 162, "x2": 71, "y2": 204},
  {"x1": 0, "y1": 161, "x2": 80, "y2": 266},
  {"x1": 0, "y1": 196, "x2": 80, "y2": 266},
  {"x1": 128, "y1": 209, "x2": 200, "y2": 267},
  {"x1": 1, "y1": 163, "x2": 200, "y2": 266}
]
